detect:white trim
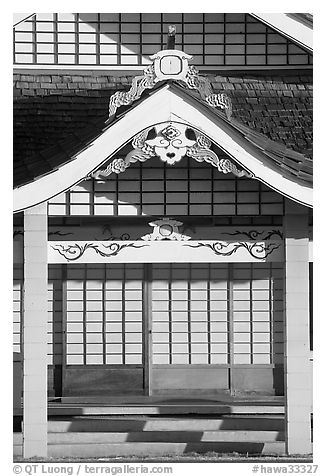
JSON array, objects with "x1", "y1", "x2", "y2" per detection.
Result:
[
  {"x1": 251, "y1": 14, "x2": 313, "y2": 53},
  {"x1": 48, "y1": 240, "x2": 284, "y2": 264},
  {"x1": 13, "y1": 226, "x2": 284, "y2": 264},
  {"x1": 14, "y1": 85, "x2": 312, "y2": 212}
]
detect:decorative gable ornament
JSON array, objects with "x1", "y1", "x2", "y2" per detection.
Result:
[
  {"x1": 91, "y1": 122, "x2": 251, "y2": 179},
  {"x1": 141, "y1": 219, "x2": 191, "y2": 241},
  {"x1": 146, "y1": 123, "x2": 198, "y2": 165},
  {"x1": 151, "y1": 49, "x2": 192, "y2": 81},
  {"x1": 108, "y1": 49, "x2": 232, "y2": 120}
]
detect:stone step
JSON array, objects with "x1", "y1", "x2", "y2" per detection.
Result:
[
  {"x1": 46, "y1": 441, "x2": 288, "y2": 457},
  {"x1": 47, "y1": 404, "x2": 284, "y2": 416},
  {"x1": 46, "y1": 416, "x2": 284, "y2": 432},
  {"x1": 58, "y1": 396, "x2": 285, "y2": 405},
  {"x1": 13, "y1": 441, "x2": 287, "y2": 458},
  {"x1": 14, "y1": 429, "x2": 285, "y2": 445}
]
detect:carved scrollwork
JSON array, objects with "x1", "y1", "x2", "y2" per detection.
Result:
[
  {"x1": 13, "y1": 230, "x2": 23, "y2": 239},
  {"x1": 49, "y1": 231, "x2": 73, "y2": 237},
  {"x1": 91, "y1": 128, "x2": 156, "y2": 179},
  {"x1": 97, "y1": 225, "x2": 131, "y2": 241},
  {"x1": 91, "y1": 123, "x2": 251, "y2": 179},
  {"x1": 184, "y1": 65, "x2": 232, "y2": 119},
  {"x1": 14, "y1": 229, "x2": 74, "y2": 239},
  {"x1": 109, "y1": 64, "x2": 156, "y2": 116},
  {"x1": 186, "y1": 132, "x2": 251, "y2": 178},
  {"x1": 184, "y1": 241, "x2": 281, "y2": 260},
  {"x1": 51, "y1": 242, "x2": 148, "y2": 262},
  {"x1": 224, "y1": 230, "x2": 284, "y2": 240}
]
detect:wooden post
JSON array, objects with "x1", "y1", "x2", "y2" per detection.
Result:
[
  {"x1": 23, "y1": 202, "x2": 48, "y2": 457},
  {"x1": 143, "y1": 264, "x2": 152, "y2": 395},
  {"x1": 283, "y1": 200, "x2": 311, "y2": 455},
  {"x1": 166, "y1": 25, "x2": 176, "y2": 49}
]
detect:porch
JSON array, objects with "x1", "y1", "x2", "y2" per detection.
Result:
[{"x1": 14, "y1": 396, "x2": 289, "y2": 458}]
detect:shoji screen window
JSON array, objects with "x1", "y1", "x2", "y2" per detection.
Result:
[
  {"x1": 105, "y1": 264, "x2": 144, "y2": 365},
  {"x1": 232, "y1": 263, "x2": 284, "y2": 365},
  {"x1": 13, "y1": 265, "x2": 23, "y2": 354},
  {"x1": 151, "y1": 264, "x2": 230, "y2": 365},
  {"x1": 47, "y1": 265, "x2": 63, "y2": 366},
  {"x1": 14, "y1": 13, "x2": 312, "y2": 67},
  {"x1": 65, "y1": 264, "x2": 144, "y2": 365}
]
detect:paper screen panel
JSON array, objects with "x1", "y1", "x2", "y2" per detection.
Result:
[
  {"x1": 15, "y1": 13, "x2": 312, "y2": 67},
  {"x1": 48, "y1": 159, "x2": 284, "y2": 217}
]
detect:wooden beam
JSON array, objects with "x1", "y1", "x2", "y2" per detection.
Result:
[{"x1": 48, "y1": 239, "x2": 284, "y2": 264}]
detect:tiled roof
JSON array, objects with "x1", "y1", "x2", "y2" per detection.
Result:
[
  {"x1": 173, "y1": 82, "x2": 312, "y2": 185},
  {"x1": 228, "y1": 115, "x2": 312, "y2": 184},
  {"x1": 13, "y1": 115, "x2": 110, "y2": 188},
  {"x1": 13, "y1": 70, "x2": 312, "y2": 188}
]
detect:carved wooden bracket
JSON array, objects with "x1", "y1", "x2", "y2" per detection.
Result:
[
  {"x1": 91, "y1": 122, "x2": 251, "y2": 180},
  {"x1": 108, "y1": 48, "x2": 232, "y2": 119}
]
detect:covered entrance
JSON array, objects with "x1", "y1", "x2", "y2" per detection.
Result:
[{"x1": 46, "y1": 261, "x2": 284, "y2": 397}]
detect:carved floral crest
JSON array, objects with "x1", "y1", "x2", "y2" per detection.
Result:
[
  {"x1": 146, "y1": 123, "x2": 197, "y2": 165},
  {"x1": 91, "y1": 122, "x2": 251, "y2": 179},
  {"x1": 141, "y1": 218, "x2": 191, "y2": 241}
]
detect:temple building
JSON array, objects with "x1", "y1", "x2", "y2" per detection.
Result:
[{"x1": 13, "y1": 13, "x2": 313, "y2": 458}]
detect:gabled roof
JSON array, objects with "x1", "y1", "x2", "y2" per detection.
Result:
[
  {"x1": 14, "y1": 114, "x2": 109, "y2": 189},
  {"x1": 13, "y1": 81, "x2": 312, "y2": 212},
  {"x1": 14, "y1": 70, "x2": 313, "y2": 169}
]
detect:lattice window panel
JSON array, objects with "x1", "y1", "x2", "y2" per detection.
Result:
[
  {"x1": 65, "y1": 264, "x2": 144, "y2": 365},
  {"x1": 13, "y1": 264, "x2": 64, "y2": 365},
  {"x1": 47, "y1": 265, "x2": 63, "y2": 365},
  {"x1": 152, "y1": 263, "x2": 229, "y2": 365},
  {"x1": 13, "y1": 262, "x2": 284, "y2": 367},
  {"x1": 14, "y1": 13, "x2": 312, "y2": 67},
  {"x1": 151, "y1": 262, "x2": 284, "y2": 366},
  {"x1": 48, "y1": 158, "x2": 284, "y2": 217},
  {"x1": 232, "y1": 263, "x2": 284, "y2": 365},
  {"x1": 13, "y1": 265, "x2": 23, "y2": 354}
]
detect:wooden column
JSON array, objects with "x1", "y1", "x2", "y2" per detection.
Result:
[
  {"x1": 283, "y1": 201, "x2": 311, "y2": 455},
  {"x1": 23, "y1": 202, "x2": 48, "y2": 457}
]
